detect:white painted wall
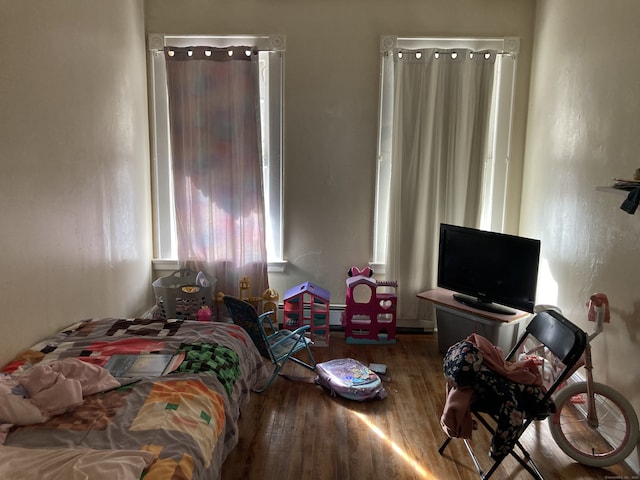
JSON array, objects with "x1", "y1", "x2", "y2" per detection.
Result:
[
  {"x1": 0, "y1": 0, "x2": 153, "y2": 367},
  {"x1": 145, "y1": 0, "x2": 537, "y2": 304},
  {"x1": 521, "y1": 0, "x2": 640, "y2": 465}
]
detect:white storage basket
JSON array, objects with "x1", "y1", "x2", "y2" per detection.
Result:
[{"x1": 152, "y1": 269, "x2": 214, "y2": 320}]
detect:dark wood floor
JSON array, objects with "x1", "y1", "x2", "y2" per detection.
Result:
[{"x1": 221, "y1": 331, "x2": 638, "y2": 480}]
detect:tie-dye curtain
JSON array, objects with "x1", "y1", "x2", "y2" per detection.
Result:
[{"x1": 164, "y1": 46, "x2": 269, "y2": 298}]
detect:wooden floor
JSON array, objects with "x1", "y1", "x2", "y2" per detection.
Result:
[{"x1": 221, "y1": 332, "x2": 638, "y2": 480}]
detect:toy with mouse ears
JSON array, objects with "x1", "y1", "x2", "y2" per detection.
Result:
[{"x1": 347, "y1": 266, "x2": 374, "y2": 278}]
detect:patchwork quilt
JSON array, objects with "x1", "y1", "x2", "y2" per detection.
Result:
[{"x1": 0, "y1": 318, "x2": 268, "y2": 480}]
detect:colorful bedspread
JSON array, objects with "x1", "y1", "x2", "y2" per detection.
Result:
[{"x1": 0, "y1": 318, "x2": 267, "y2": 480}]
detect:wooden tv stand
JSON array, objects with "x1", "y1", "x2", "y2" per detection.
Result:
[{"x1": 417, "y1": 288, "x2": 531, "y2": 353}]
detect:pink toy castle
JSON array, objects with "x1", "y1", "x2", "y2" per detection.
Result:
[
  {"x1": 282, "y1": 281, "x2": 331, "y2": 346},
  {"x1": 341, "y1": 267, "x2": 397, "y2": 344}
]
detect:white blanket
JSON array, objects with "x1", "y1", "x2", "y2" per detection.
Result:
[{"x1": 0, "y1": 358, "x2": 120, "y2": 430}]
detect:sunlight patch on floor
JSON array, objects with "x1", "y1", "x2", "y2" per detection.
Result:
[{"x1": 352, "y1": 411, "x2": 431, "y2": 478}]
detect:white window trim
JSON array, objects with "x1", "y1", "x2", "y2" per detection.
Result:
[
  {"x1": 372, "y1": 36, "x2": 520, "y2": 273},
  {"x1": 148, "y1": 33, "x2": 287, "y2": 273}
]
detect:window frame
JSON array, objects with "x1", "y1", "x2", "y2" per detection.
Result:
[
  {"x1": 147, "y1": 33, "x2": 286, "y2": 272},
  {"x1": 373, "y1": 35, "x2": 520, "y2": 272}
]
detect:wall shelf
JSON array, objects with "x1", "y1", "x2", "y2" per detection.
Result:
[{"x1": 596, "y1": 186, "x2": 628, "y2": 194}]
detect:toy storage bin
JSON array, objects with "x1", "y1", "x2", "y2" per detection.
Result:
[
  {"x1": 435, "y1": 304, "x2": 528, "y2": 354},
  {"x1": 152, "y1": 269, "x2": 215, "y2": 320}
]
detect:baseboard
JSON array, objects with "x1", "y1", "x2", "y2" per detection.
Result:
[{"x1": 276, "y1": 303, "x2": 433, "y2": 333}]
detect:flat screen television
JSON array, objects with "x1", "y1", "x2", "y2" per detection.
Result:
[{"x1": 437, "y1": 223, "x2": 541, "y2": 315}]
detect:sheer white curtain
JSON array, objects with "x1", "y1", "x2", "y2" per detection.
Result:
[
  {"x1": 164, "y1": 46, "x2": 269, "y2": 298},
  {"x1": 385, "y1": 48, "x2": 497, "y2": 325}
]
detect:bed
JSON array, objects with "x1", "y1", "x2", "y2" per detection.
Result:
[{"x1": 0, "y1": 317, "x2": 268, "y2": 479}]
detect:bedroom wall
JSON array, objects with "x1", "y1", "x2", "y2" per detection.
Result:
[
  {"x1": 0, "y1": 0, "x2": 153, "y2": 367},
  {"x1": 145, "y1": 0, "x2": 537, "y2": 307},
  {"x1": 521, "y1": 0, "x2": 640, "y2": 459}
]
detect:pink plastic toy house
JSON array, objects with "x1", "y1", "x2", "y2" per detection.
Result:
[
  {"x1": 282, "y1": 282, "x2": 331, "y2": 346},
  {"x1": 342, "y1": 270, "x2": 397, "y2": 344}
]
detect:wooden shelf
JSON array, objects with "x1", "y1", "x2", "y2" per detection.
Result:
[
  {"x1": 417, "y1": 288, "x2": 530, "y2": 323},
  {"x1": 596, "y1": 186, "x2": 628, "y2": 194}
]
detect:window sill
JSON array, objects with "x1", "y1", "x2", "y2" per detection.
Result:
[
  {"x1": 369, "y1": 262, "x2": 387, "y2": 275},
  {"x1": 152, "y1": 259, "x2": 288, "y2": 273},
  {"x1": 267, "y1": 260, "x2": 287, "y2": 273},
  {"x1": 152, "y1": 259, "x2": 180, "y2": 272}
]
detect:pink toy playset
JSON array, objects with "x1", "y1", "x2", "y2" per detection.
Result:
[
  {"x1": 282, "y1": 281, "x2": 331, "y2": 346},
  {"x1": 342, "y1": 267, "x2": 397, "y2": 344}
]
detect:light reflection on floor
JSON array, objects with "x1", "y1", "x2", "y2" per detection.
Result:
[{"x1": 352, "y1": 410, "x2": 431, "y2": 478}]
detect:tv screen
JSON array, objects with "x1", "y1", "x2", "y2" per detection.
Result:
[{"x1": 437, "y1": 223, "x2": 541, "y2": 314}]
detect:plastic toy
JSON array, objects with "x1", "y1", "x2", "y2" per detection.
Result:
[
  {"x1": 342, "y1": 266, "x2": 397, "y2": 344},
  {"x1": 262, "y1": 288, "x2": 280, "y2": 321},
  {"x1": 283, "y1": 282, "x2": 330, "y2": 346},
  {"x1": 239, "y1": 276, "x2": 265, "y2": 312},
  {"x1": 197, "y1": 305, "x2": 212, "y2": 322}
]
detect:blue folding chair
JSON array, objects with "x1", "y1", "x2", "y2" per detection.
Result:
[{"x1": 223, "y1": 295, "x2": 316, "y2": 392}]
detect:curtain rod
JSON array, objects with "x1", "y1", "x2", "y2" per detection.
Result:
[
  {"x1": 383, "y1": 48, "x2": 517, "y2": 60},
  {"x1": 389, "y1": 48, "x2": 513, "y2": 56},
  {"x1": 148, "y1": 33, "x2": 285, "y2": 52},
  {"x1": 381, "y1": 36, "x2": 520, "y2": 57}
]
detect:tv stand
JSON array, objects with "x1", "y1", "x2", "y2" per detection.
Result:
[
  {"x1": 452, "y1": 293, "x2": 516, "y2": 316},
  {"x1": 417, "y1": 288, "x2": 531, "y2": 353}
]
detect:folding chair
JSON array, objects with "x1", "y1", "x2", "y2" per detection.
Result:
[
  {"x1": 438, "y1": 309, "x2": 587, "y2": 479},
  {"x1": 223, "y1": 295, "x2": 316, "y2": 392}
]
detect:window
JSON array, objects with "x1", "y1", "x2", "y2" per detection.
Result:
[
  {"x1": 373, "y1": 36, "x2": 519, "y2": 270},
  {"x1": 148, "y1": 34, "x2": 286, "y2": 271}
]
